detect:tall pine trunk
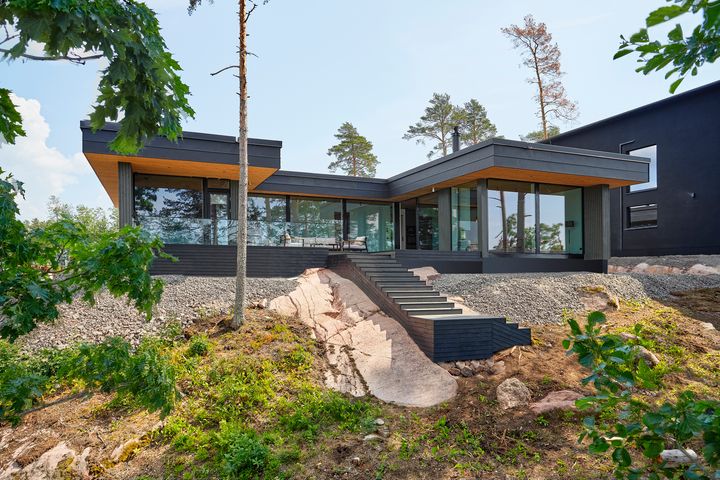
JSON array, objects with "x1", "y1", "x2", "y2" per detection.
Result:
[{"x1": 232, "y1": 0, "x2": 248, "y2": 329}]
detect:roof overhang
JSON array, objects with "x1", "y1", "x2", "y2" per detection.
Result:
[
  {"x1": 81, "y1": 121, "x2": 281, "y2": 206},
  {"x1": 385, "y1": 138, "x2": 650, "y2": 200}
]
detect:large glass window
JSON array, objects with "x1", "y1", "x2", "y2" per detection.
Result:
[
  {"x1": 417, "y1": 192, "x2": 439, "y2": 250},
  {"x1": 346, "y1": 202, "x2": 394, "y2": 252},
  {"x1": 628, "y1": 145, "x2": 657, "y2": 192},
  {"x1": 538, "y1": 184, "x2": 583, "y2": 254},
  {"x1": 487, "y1": 180, "x2": 535, "y2": 253},
  {"x1": 451, "y1": 183, "x2": 478, "y2": 251},
  {"x1": 134, "y1": 174, "x2": 205, "y2": 244},
  {"x1": 248, "y1": 194, "x2": 287, "y2": 246},
  {"x1": 289, "y1": 197, "x2": 342, "y2": 243},
  {"x1": 627, "y1": 204, "x2": 657, "y2": 229}
]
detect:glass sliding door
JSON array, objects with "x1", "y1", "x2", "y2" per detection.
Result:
[
  {"x1": 538, "y1": 184, "x2": 583, "y2": 254},
  {"x1": 346, "y1": 202, "x2": 394, "y2": 252},
  {"x1": 451, "y1": 182, "x2": 478, "y2": 251},
  {"x1": 248, "y1": 194, "x2": 286, "y2": 246},
  {"x1": 487, "y1": 180, "x2": 535, "y2": 253},
  {"x1": 289, "y1": 197, "x2": 342, "y2": 245},
  {"x1": 417, "y1": 192, "x2": 439, "y2": 250}
]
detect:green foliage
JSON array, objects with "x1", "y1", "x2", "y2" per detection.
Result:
[
  {"x1": 187, "y1": 334, "x2": 210, "y2": 357},
  {"x1": 458, "y1": 99, "x2": 497, "y2": 147},
  {"x1": 0, "y1": 336, "x2": 176, "y2": 425},
  {"x1": 0, "y1": 0, "x2": 194, "y2": 153},
  {"x1": 403, "y1": 92, "x2": 465, "y2": 159},
  {"x1": 0, "y1": 168, "x2": 169, "y2": 340},
  {"x1": 0, "y1": 88, "x2": 24, "y2": 144},
  {"x1": 327, "y1": 122, "x2": 379, "y2": 177},
  {"x1": 564, "y1": 311, "x2": 720, "y2": 479},
  {"x1": 521, "y1": 125, "x2": 561, "y2": 142},
  {"x1": 216, "y1": 424, "x2": 278, "y2": 479},
  {"x1": 25, "y1": 196, "x2": 118, "y2": 237},
  {"x1": 616, "y1": 0, "x2": 720, "y2": 92}
]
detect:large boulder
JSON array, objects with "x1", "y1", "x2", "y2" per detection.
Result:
[
  {"x1": 496, "y1": 378, "x2": 531, "y2": 410},
  {"x1": 529, "y1": 390, "x2": 583, "y2": 414}
]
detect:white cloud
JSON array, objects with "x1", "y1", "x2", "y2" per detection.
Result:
[{"x1": 0, "y1": 94, "x2": 108, "y2": 219}]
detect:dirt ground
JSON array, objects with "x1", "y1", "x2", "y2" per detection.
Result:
[{"x1": 1, "y1": 291, "x2": 719, "y2": 479}]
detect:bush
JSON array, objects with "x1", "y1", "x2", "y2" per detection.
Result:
[
  {"x1": 187, "y1": 334, "x2": 210, "y2": 357},
  {"x1": 565, "y1": 311, "x2": 720, "y2": 479},
  {"x1": 0, "y1": 337, "x2": 177, "y2": 425},
  {"x1": 216, "y1": 423, "x2": 277, "y2": 479}
]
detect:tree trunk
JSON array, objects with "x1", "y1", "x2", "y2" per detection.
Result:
[
  {"x1": 531, "y1": 46, "x2": 549, "y2": 140},
  {"x1": 232, "y1": 0, "x2": 248, "y2": 329}
]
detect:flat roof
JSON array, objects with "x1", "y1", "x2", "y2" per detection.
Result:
[{"x1": 81, "y1": 122, "x2": 650, "y2": 205}]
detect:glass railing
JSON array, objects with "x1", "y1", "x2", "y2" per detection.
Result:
[
  {"x1": 136, "y1": 216, "x2": 238, "y2": 246},
  {"x1": 136, "y1": 216, "x2": 344, "y2": 247},
  {"x1": 248, "y1": 220, "x2": 343, "y2": 247}
]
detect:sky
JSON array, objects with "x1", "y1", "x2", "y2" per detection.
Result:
[{"x1": 2, "y1": 0, "x2": 719, "y2": 219}]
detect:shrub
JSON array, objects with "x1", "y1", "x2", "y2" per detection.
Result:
[
  {"x1": 216, "y1": 423, "x2": 277, "y2": 479},
  {"x1": 565, "y1": 311, "x2": 720, "y2": 479},
  {"x1": 187, "y1": 334, "x2": 210, "y2": 357}
]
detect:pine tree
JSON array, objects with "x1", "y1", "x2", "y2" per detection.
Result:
[
  {"x1": 403, "y1": 93, "x2": 464, "y2": 159},
  {"x1": 502, "y1": 15, "x2": 578, "y2": 140},
  {"x1": 327, "y1": 122, "x2": 379, "y2": 177},
  {"x1": 459, "y1": 99, "x2": 497, "y2": 147},
  {"x1": 521, "y1": 125, "x2": 560, "y2": 142}
]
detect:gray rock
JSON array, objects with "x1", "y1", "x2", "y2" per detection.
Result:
[
  {"x1": 460, "y1": 366, "x2": 474, "y2": 377},
  {"x1": 490, "y1": 360, "x2": 506, "y2": 376},
  {"x1": 636, "y1": 345, "x2": 660, "y2": 367},
  {"x1": 374, "y1": 418, "x2": 385, "y2": 426},
  {"x1": 496, "y1": 378, "x2": 531, "y2": 410},
  {"x1": 363, "y1": 434, "x2": 383, "y2": 442}
]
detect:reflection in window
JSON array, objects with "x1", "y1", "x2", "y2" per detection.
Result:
[
  {"x1": 417, "y1": 192, "x2": 439, "y2": 250},
  {"x1": 347, "y1": 202, "x2": 394, "y2": 252},
  {"x1": 248, "y1": 194, "x2": 287, "y2": 246},
  {"x1": 451, "y1": 183, "x2": 478, "y2": 251},
  {"x1": 627, "y1": 204, "x2": 657, "y2": 228},
  {"x1": 487, "y1": 180, "x2": 535, "y2": 253},
  {"x1": 289, "y1": 197, "x2": 342, "y2": 241},
  {"x1": 538, "y1": 184, "x2": 583, "y2": 254},
  {"x1": 134, "y1": 174, "x2": 203, "y2": 218},
  {"x1": 628, "y1": 145, "x2": 657, "y2": 192}
]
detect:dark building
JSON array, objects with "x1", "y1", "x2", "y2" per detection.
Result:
[{"x1": 547, "y1": 80, "x2": 720, "y2": 257}]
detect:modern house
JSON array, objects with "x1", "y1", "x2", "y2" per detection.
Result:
[
  {"x1": 81, "y1": 121, "x2": 649, "y2": 278},
  {"x1": 80, "y1": 111, "x2": 654, "y2": 361},
  {"x1": 547, "y1": 79, "x2": 720, "y2": 257}
]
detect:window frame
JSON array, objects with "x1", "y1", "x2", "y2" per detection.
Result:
[{"x1": 626, "y1": 144, "x2": 658, "y2": 194}]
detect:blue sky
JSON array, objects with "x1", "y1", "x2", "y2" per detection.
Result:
[{"x1": 2, "y1": 0, "x2": 719, "y2": 218}]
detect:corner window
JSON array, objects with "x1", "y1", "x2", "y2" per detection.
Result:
[
  {"x1": 628, "y1": 145, "x2": 657, "y2": 192},
  {"x1": 627, "y1": 204, "x2": 657, "y2": 229}
]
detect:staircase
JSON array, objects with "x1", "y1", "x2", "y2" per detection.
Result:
[{"x1": 327, "y1": 252, "x2": 531, "y2": 362}]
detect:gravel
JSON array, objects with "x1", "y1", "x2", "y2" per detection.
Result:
[
  {"x1": 434, "y1": 272, "x2": 720, "y2": 325},
  {"x1": 18, "y1": 276, "x2": 298, "y2": 353}
]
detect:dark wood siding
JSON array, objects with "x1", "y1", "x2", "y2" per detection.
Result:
[{"x1": 151, "y1": 245, "x2": 328, "y2": 277}]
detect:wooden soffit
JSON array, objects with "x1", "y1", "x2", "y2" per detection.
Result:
[{"x1": 85, "y1": 153, "x2": 277, "y2": 206}]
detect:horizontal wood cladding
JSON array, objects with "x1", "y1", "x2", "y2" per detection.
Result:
[
  {"x1": 151, "y1": 245, "x2": 328, "y2": 277},
  {"x1": 392, "y1": 250, "x2": 606, "y2": 274},
  {"x1": 252, "y1": 170, "x2": 389, "y2": 200}
]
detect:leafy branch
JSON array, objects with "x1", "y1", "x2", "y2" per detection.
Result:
[
  {"x1": 0, "y1": 0, "x2": 195, "y2": 153},
  {"x1": 615, "y1": 0, "x2": 720, "y2": 92},
  {"x1": 564, "y1": 311, "x2": 720, "y2": 479}
]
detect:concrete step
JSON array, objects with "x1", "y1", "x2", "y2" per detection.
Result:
[
  {"x1": 404, "y1": 307, "x2": 463, "y2": 316},
  {"x1": 359, "y1": 266, "x2": 408, "y2": 272},
  {"x1": 367, "y1": 272, "x2": 416, "y2": 279},
  {"x1": 380, "y1": 284, "x2": 434, "y2": 292},
  {"x1": 399, "y1": 302, "x2": 456, "y2": 310},
  {"x1": 384, "y1": 289, "x2": 440, "y2": 296},
  {"x1": 392, "y1": 295, "x2": 448, "y2": 303}
]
